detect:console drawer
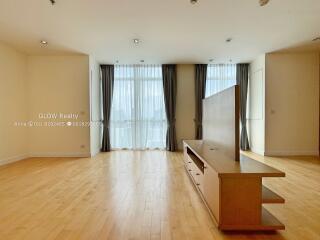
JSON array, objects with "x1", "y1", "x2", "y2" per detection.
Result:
[{"x1": 192, "y1": 169, "x2": 204, "y2": 193}]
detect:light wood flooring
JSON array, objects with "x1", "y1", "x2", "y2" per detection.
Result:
[{"x1": 0, "y1": 151, "x2": 319, "y2": 240}]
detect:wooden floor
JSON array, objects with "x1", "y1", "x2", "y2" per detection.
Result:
[{"x1": 0, "y1": 151, "x2": 319, "y2": 240}]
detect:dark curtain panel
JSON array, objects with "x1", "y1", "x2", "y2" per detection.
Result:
[
  {"x1": 194, "y1": 64, "x2": 207, "y2": 139},
  {"x1": 162, "y1": 64, "x2": 177, "y2": 151},
  {"x1": 236, "y1": 64, "x2": 250, "y2": 151},
  {"x1": 101, "y1": 65, "x2": 114, "y2": 152}
]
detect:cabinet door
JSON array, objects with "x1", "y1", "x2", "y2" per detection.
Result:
[
  {"x1": 192, "y1": 169, "x2": 204, "y2": 194},
  {"x1": 203, "y1": 165, "x2": 220, "y2": 223}
]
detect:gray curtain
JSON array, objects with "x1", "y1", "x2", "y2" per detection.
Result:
[
  {"x1": 236, "y1": 64, "x2": 250, "y2": 151},
  {"x1": 195, "y1": 64, "x2": 207, "y2": 139},
  {"x1": 101, "y1": 65, "x2": 114, "y2": 152},
  {"x1": 162, "y1": 64, "x2": 177, "y2": 151}
]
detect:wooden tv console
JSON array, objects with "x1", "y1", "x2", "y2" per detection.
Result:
[{"x1": 183, "y1": 140, "x2": 285, "y2": 231}]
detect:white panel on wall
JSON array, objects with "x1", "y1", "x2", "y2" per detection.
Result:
[{"x1": 248, "y1": 69, "x2": 263, "y2": 120}]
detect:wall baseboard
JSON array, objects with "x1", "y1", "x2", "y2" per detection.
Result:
[
  {"x1": 29, "y1": 152, "x2": 91, "y2": 158},
  {"x1": 90, "y1": 149, "x2": 100, "y2": 157},
  {"x1": 250, "y1": 147, "x2": 265, "y2": 156},
  {"x1": 265, "y1": 150, "x2": 319, "y2": 157},
  {"x1": 0, "y1": 152, "x2": 90, "y2": 167},
  {"x1": 0, "y1": 154, "x2": 29, "y2": 166}
]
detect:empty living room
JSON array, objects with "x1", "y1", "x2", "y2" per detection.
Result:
[{"x1": 0, "y1": 0, "x2": 319, "y2": 239}]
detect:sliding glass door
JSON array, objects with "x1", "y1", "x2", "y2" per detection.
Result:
[{"x1": 110, "y1": 65, "x2": 167, "y2": 149}]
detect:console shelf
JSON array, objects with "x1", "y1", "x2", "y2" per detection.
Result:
[
  {"x1": 261, "y1": 207, "x2": 285, "y2": 230},
  {"x1": 220, "y1": 207, "x2": 285, "y2": 231},
  {"x1": 262, "y1": 186, "x2": 285, "y2": 204},
  {"x1": 183, "y1": 140, "x2": 286, "y2": 231},
  {"x1": 184, "y1": 86, "x2": 285, "y2": 231}
]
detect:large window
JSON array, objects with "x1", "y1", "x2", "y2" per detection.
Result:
[
  {"x1": 206, "y1": 64, "x2": 237, "y2": 97},
  {"x1": 110, "y1": 65, "x2": 167, "y2": 149}
]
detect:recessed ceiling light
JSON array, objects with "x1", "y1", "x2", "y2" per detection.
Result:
[
  {"x1": 312, "y1": 37, "x2": 320, "y2": 41},
  {"x1": 259, "y1": 0, "x2": 269, "y2": 6},
  {"x1": 40, "y1": 40, "x2": 48, "y2": 45},
  {"x1": 209, "y1": 59, "x2": 214, "y2": 62},
  {"x1": 133, "y1": 39, "x2": 140, "y2": 44},
  {"x1": 190, "y1": 0, "x2": 198, "y2": 4},
  {"x1": 226, "y1": 38, "x2": 232, "y2": 43},
  {"x1": 140, "y1": 60, "x2": 145, "y2": 63}
]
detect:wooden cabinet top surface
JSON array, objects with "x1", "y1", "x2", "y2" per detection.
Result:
[{"x1": 184, "y1": 140, "x2": 285, "y2": 178}]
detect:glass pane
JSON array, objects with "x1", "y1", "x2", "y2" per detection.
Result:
[
  {"x1": 110, "y1": 65, "x2": 167, "y2": 149},
  {"x1": 206, "y1": 64, "x2": 237, "y2": 97}
]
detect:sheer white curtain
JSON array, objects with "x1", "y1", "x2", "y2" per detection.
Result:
[
  {"x1": 110, "y1": 65, "x2": 167, "y2": 149},
  {"x1": 206, "y1": 64, "x2": 237, "y2": 97}
]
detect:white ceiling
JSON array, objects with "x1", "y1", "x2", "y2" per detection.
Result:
[{"x1": 0, "y1": 0, "x2": 319, "y2": 64}]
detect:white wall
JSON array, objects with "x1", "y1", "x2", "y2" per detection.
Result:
[
  {"x1": 27, "y1": 56, "x2": 91, "y2": 157},
  {"x1": 0, "y1": 42, "x2": 28, "y2": 165},
  {"x1": 176, "y1": 64, "x2": 195, "y2": 150},
  {"x1": 265, "y1": 52, "x2": 319, "y2": 156},
  {"x1": 248, "y1": 54, "x2": 266, "y2": 155},
  {"x1": 89, "y1": 57, "x2": 101, "y2": 156}
]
